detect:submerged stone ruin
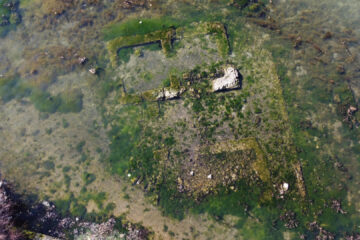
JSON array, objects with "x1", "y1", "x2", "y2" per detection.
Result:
[
  {"x1": 212, "y1": 66, "x2": 242, "y2": 92},
  {"x1": 119, "y1": 65, "x2": 242, "y2": 104},
  {"x1": 107, "y1": 21, "x2": 230, "y2": 67}
]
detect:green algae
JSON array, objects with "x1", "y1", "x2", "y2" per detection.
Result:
[
  {"x1": 177, "y1": 21, "x2": 230, "y2": 57},
  {"x1": 0, "y1": 75, "x2": 30, "y2": 102},
  {"x1": 103, "y1": 61, "x2": 300, "y2": 228},
  {"x1": 106, "y1": 21, "x2": 230, "y2": 67},
  {"x1": 30, "y1": 90, "x2": 62, "y2": 113},
  {"x1": 264, "y1": 37, "x2": 360, "y2": 236},
  {"x1": 1, "y1": 74, "x2": 83, "y2": 114},
  {"x1": 82, "y1": 172, "x2": 96, "y2": 185},
  {"x1": 103, "y1": 17, "x2": 180, "y2": 41},
  {"x1": 0, "y1": 0, "x2": 21, "y2": 37},
  {"x1": 30, "y1": 89, "x2": 83, "y2": 113},
  {"x1": 53, "y1": 190, "x2": 113, "y2": 222},
  {"x1": 57, "y1": 89, "x2": 83, "y2": 113},
  {"x1": 1, "y1": 0, "x2": 359, "y2": 238},
  {"x1": 107, "y1": 28, "x2": 176, "y2": 67}
]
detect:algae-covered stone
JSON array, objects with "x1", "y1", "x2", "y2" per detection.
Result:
[
  {"x1": 204, "y1": 22, "x2": 230, "y2": 58},
  {"x1": 142, "y1": 89, "x2": 163, "y2": 101},
  {"x1": 119, "y1": 93, "x2": 143, "y2": 104},
  {"x1": 107, "y1": 28, "x2": 176, "y2": 67},
  {"x1": 106, "y1": 21, "x2": 229, "y2": 67},
  {"x1": 179, "y1": 22, "x2": 230, "y2": 58}
]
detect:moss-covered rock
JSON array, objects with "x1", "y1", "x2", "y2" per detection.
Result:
[
  {"x1": 107, "y1": 21, "x2": 230, "y2": 67},
  {"x1": 107, "y1": 28, "x2": 176, "y2": 67}
]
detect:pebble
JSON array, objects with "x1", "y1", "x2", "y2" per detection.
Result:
[
  {"x1": 78, "y1": 57, "x2": 87, "y2": 65},
  {"x1": 89, "y1": 68, "x2": 97, "y2": 74}
]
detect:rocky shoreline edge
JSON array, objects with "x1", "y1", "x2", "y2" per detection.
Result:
[{"x1": 0, "y1": 177, "x2": 151, "y2": 240}]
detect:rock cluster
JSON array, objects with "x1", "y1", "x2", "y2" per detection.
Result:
[
  {"x1": 125, "y1": 223, "x2": 150, "y2": 240},
  {"x1": 331, "y1": 199, "x2": 347, "y2": 214},
  {"x1": 0, "y1": 178, "x2": 150, "y2": 240},
  {"x1": 345, "y1": 233, "x2": 360, "y2": 240},
  {"x1": 279, "y1": 211, "x2": 299, "y2": 229},
  {"x1": 0, "y1": 180, "x2": 23, "y2": 240},
  {"x1": 309, "y1": 221, "x2": 336, "y2": 240}
]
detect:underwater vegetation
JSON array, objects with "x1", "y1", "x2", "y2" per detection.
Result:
[
  {"x1": 98, "y1": 3, "x2": 360, "y2": 235},
  {"x1": 263, "y1": 30, "x2": 360, "y2": 237},
  {"x1": 0, "y1": 75, "x2": 83, "y2": 113},
  {"x1": 0, "y1": 0, "x2": 359, "y2": 238},
  {"x1": 0, "y1": 75, "x2": 30, "y2": 102},
  {"x1": 103, "y1": 17, "x2": 180, "y2": 41},
  {"x1": 41, "y1": 0, "x2": 74, "y2": 16},
  {"x1": 0, "y1": 0, "x2": 21, "y2": 37},
  {"x1": 107, "y1": 27, "x2": 176, "y2": 67},
  {"x1": 30, "y1": 89, "x2": 83, "y2": 113},
  {"x1": 105, "y1": 16, "x2": 230, "y2": 67},
  {"x1": 102, "y1": 61, "x2": 297, "y2": 234}
]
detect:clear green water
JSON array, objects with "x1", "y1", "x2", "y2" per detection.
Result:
[{"x1": 0, "y1": 0, "x2": 359, "y2": 239}]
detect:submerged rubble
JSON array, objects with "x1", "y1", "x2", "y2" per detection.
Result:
[
  {"x1": 279, "y1": 211, "x2": 299, "y2": 229},
  {"x1": 331, "y1": 199, "x2": 347, "y2": 214},
  {"x1": 120, "y1": 65, "x2": 242, "y2": 104}
]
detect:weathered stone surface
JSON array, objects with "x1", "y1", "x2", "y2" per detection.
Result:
[
  {"x1": 163, "y1": 87, "x2": 185, "y2": 100},
  {"x1": 212, "y1": 66, "x2": 241, "y2": 92}
]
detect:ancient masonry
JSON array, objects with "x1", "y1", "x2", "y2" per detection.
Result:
[
  {"x1": 106, "y1": 21, "x2": 230, "y2": 67},
  {"x1": 108, "y1": 20, "x2": 306, "y2": 200}
]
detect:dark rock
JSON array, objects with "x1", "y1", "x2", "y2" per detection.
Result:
[
  {"x1": 334, "y1": 161, "x2": 348, "y2": 172},
  {"x1": 336, "y1": 64, "x2": 345, "y2": 74},
  {"x1": 323, "y1": 32, "x2": 332, "y2": 40},
  {"x1": 78, "y1": 57, "x2": 88, "y2": 65},
  {"x1": 299, "y1": 120, "x2": 312, "y2": 129},
  {"x1": 0, "y1": 180, "x2": 24, "y2": 240},
  {"x1": 254, "y1": 116, "x2": 261, "y2": 126},
  {"x1": 0, "y1": 177, "x2": 150, "y2": 240}
]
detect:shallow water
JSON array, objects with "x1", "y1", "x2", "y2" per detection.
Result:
[{"x1": 1, "y1": 0, "x2": 360, "y2": 239}]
